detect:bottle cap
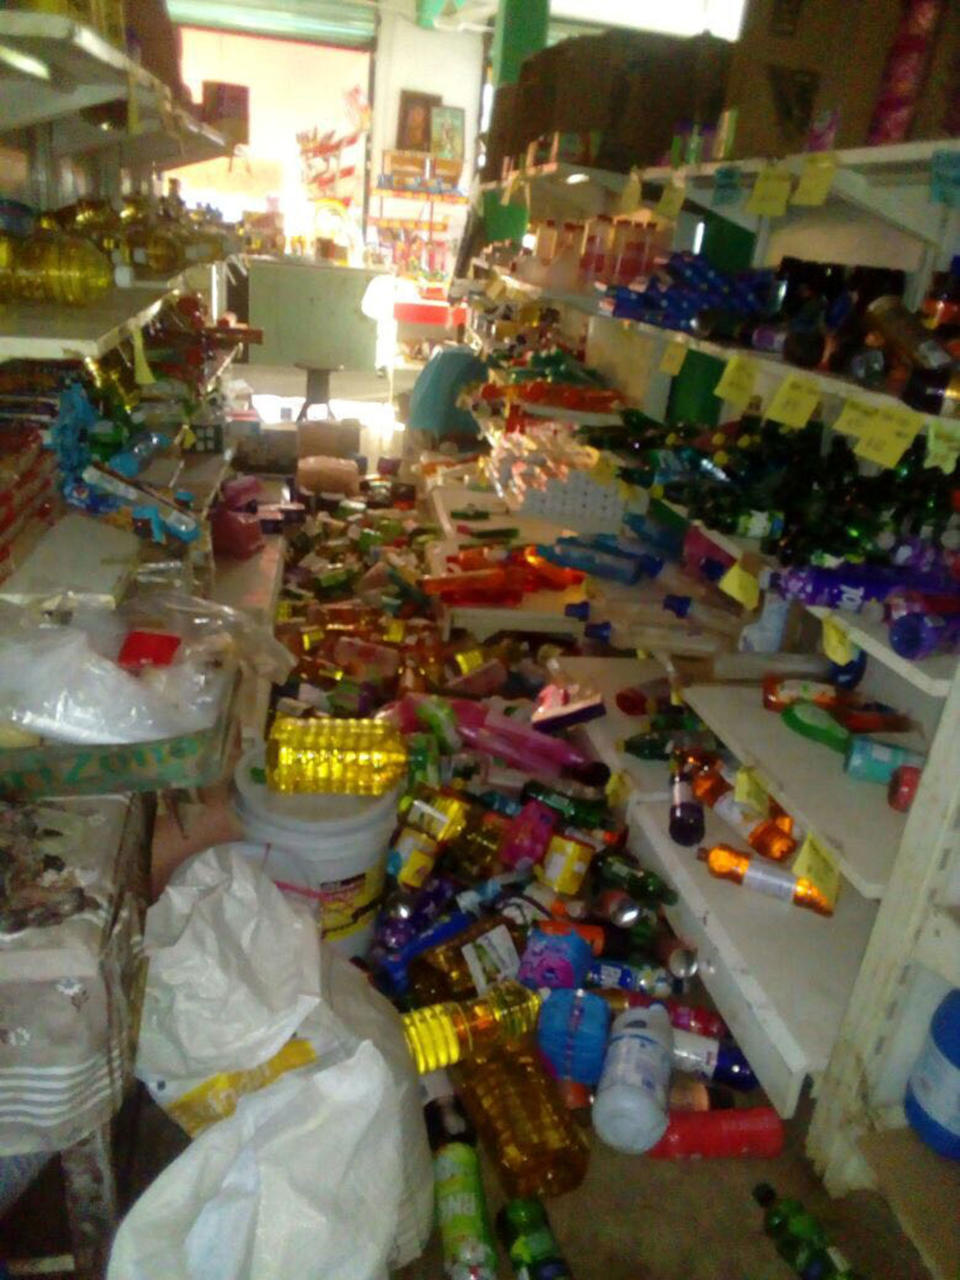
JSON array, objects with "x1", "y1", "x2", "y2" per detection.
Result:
[{"x1": 752, "y1": 1182, "x2": 778, "y2": 1208}]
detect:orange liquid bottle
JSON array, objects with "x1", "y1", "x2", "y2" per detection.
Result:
[
  {"x1": 692, "y1": 768, "x2": 796, "y2": 862},
  {"x1": 697, "y1": 844, "x2": 833, "y2": 916},
  {"x1": 401, "y1": 981, "x2": 541, "y2": 1073},
  {"x1": 455, "y1": 1045, "x2": 590, "y2": 1198}
]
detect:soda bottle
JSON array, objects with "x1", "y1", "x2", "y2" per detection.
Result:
[
  {"x1": 403, "y1": 981, "x2": 542, "y2": 1074},
  {"x1": 648, "y1": 1107, "x2": 783, "y2": 1159},
  {"x1": 595, "y1": 989, "x2": 728, "y2": 1040},
  {"x1": 456, "y1": 1047, "x2": 590, "y2": 1198},
  {"x1": 698, "y1": 844, "x2": 834, "y2": 916},
  {"x1": 497, "y1": 1198, "x2": 575, "y2": 1279},
  {"x1": 668, "y1": 751, "x2": 705, "y2": 847},
  {"x1": 592, "y1": 1004, "x2": 672, "y2": 1154},
  {"x1": 671, "y1": 1028, "x2": 758, "y2": 1090},
  {"x1": 594, "y1": 852, "x2": 678, "y2": 906},
  {"x1": 586, "y1": 958, "x2": 677, "y2": 998},
  {"x1": 691, "y1": 767, "x2": 796, "y2": 862},
  {"x1": 427, "y1": 1092, "x2": 498, "y2": 1280}
]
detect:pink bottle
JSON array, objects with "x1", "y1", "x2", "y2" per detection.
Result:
[{"x1": 500, "y1": 800, "x2": 557, "y2": 870}]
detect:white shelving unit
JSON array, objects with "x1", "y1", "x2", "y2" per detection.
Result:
[
  {"x1": 0, "y1": 280, "x2": 177, "y2": 360},
  {"x1": 471, "y1": 137, "x2": 960, "y2": 1272}
]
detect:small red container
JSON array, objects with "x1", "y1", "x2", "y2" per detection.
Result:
[
  {"x1": 647, "y1": 1106, "x2": 784, "y2": 1159},
  {"x1": 118, "y1": 630, "x2": 182, "y2": 669}
]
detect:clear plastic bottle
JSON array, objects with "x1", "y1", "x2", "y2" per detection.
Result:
[
  {"x1": 579, "y1": 214, "x2": 614, "y2": 289},
  {"x1": 408, "y1": 914, "x2": 526, "y2": 1003},
  {"x1": 12, "y1": 229, "x2": 111, "y2": 305},
  {"x1": 456, "y1": 1046, "x2": 590, "y2": 1198},
  {"x1": 427, "y1": 1092, "x2": 498, "y2": 1280},
  {"x1": 592, "y1": 1004, "x2": 673, "y2": 1154},
  {"x1": 266, "y1": 716, "x2": 408, "y2": 794},
  {"x1": 402, "y1": 981, "x2": 542, "y2": 1074}
]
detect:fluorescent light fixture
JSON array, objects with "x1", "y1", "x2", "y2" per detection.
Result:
[
  {"x1": 0, "y1": 42, "x2": 51, "y2": 81},
  {"x1": 693, "y1": 219, "x2": 706, "y2": 254},
  {"x1": 565, "y1": 172, "x2": 590, "y2": 185},
  {"x1": 549, "y1": 0, "x2": 746, "y2": 40}
]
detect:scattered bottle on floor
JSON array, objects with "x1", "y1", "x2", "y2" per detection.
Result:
[
  {"x1": 456, "y1": 1046, "x2": 590, "y2": 1198},
  {"x1": 649, "y1": 1107, "x2": 784, "y2": 1159},
  {"x1": 497, "y1": 1197, "x2": 575, "y2": 1279},
  {"x1": 427, "y1": 1091, "x2": 498, "y2": 1280},
  {"x1": 402, "y1": 981, "x2": 541, "y2": 1073},
  {"x1": 592, "y1": 1004, "x2": 673, "y2": 1154}
]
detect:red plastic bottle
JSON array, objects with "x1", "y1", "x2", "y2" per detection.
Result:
[{"x1": 647, "y1": 1106, "x2": 784, "y2": 1159}]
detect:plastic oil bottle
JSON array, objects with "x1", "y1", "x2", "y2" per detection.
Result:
[{"x1": 402, "y1": 981, "x2": 542, "y2": 1074}]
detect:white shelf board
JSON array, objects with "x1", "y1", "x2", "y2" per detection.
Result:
[
  {"x1": 627, "y1": 792, "x2": 877, "y2": 1117},
  {"x1": 548, "y1": 654, "x2": 672, "y2": 801},
  {"x1": 861, "y1": 1127, "x2": 960, "y2": 1280},
  {"x1": 805, "y1": 606, "x2": 957, "y2": 699},
  {"x1": 213, "y1": 535, "x2": 284, "y2": 625},
  {"x1": 913, "y1": 905, "x2": 960, "y2": 989},
  {"x1": 683, "y1": 683, "x2": 907, "y2": 900},
  {"x1": 0, "y1": 282, "x2": 174, "y2": 361}
]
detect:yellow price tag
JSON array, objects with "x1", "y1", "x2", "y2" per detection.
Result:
[
  {"x1": 181, "y1": 425, "x2": 198, "y2": 449},
  {"x1": 592, "y1": 454, "x2": 618, "y2": 487},
  {"x1": 659, "y1": 341, "x2": 688, "y2": 376},
  {"x1": 718, "y1": 561, "x2": 760, "y2": 611},
  {"x1": 131, "y1": 326, "x2": 155, "y2": 386},
  {"x1": 485, "y1": 275, "x2": 506, "y2": 301},
  {"x1": 734, "y1": 766, "x2": 768, "y2": 816},
  {"x1": 745, "y1": 166, "x2": 793, "y2": 217},
  {"x1": 832, "y1": 399, "x2": 873, "y2": 437},
  {"x1": 617, "y1": 168, "x2": 642, "y2": 215},
  {"x1": 854, "y1": 405, "x2": 921, "y2": 468},
  {"x1": 606, "y1": 770, "x2": 631, "y2": 808},
  {"x1": 714, "y1": 355, "x2": 757, "y2": 407},
  {"x1": 765, "y1": 374, "x2": 820, "y2": 429},
  {"x1": 793, "y1": 832, "x2": 841, "y2": 910},
  {"x1": 127, "y1": 71, "x2": 141, "y2": 135},
  {"x1": 925, "y1": 418, "x2": 960, "y2": 475},
  {"x1": 821, "y1": 616, "x2": 857, "y2": 666},
  {"x1": 790, "y1": 153, "x2": 837, "y2": 207},
  {"x1": 656, "y1": 182, "x2": 686, "y2": 220}
]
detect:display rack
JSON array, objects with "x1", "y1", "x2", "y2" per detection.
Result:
[
  {"x1": 468, "y1": 136, "x2": 960, "y2": 1268},
  {"x1": 0, "y1": 281, "x2": 177, "y2": 360}
]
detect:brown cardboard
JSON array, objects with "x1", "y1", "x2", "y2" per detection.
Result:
[{"x1": 725, "y1": 0, "x2": 902, "y2": 157}]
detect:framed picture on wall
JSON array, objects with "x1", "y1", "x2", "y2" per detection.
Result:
[
  {"x1": 396, "y1": 90, "x2": 441, "y2": 152},
  {"x1": 430, "y1": 104, "x2": 465, "y2": 161}
]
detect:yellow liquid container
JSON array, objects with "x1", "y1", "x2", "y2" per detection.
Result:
[
  {"x1": 401, "y1": 786, "x2": 471, "y2": 842},
  {"x1": 408, "y1": 914, "x2": 526, "y2": 1004},
  {"x1": 456, "y1": 1046, "x2": 590, "y2": 1198},
  {"x1": 402, "y1": 980, "x2": 541, "y2": 1074},
  {"x1": 697, "y1": 843, "x2": 833, "y2": 916},
  {"x1": 11, "y1": 230, "x2": 111, "y2": 305},
  {"x1": 7, "y1": 0, "x2": 94, "y2": 20},
  {"x1": 267, "y1": 716, "x2": 408, "y2": 796}
]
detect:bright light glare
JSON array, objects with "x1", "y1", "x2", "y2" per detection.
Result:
[
  {"x1": 0, "y1": 43, "x2": 50, "y2": 80},
  {"x1": 549, "y1": 0, "x2": 746, "y2": 40},
  {"x1": 522, "y1": 233, "x2": 537, "y2": 250},
  {"x1": 565, "y1": 172, "x2": 590, "y2": 186},
  {"x1": 693, "y1": 219, "x2": 706, "y2": 254}
]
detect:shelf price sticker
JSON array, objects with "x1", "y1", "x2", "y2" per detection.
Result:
[
  {"x1": 617, "y1": 167, "x2": 642, "y2": 215},
  {"x1": 659, "y1": 341, "x2": 688, "y2": 376},
  {"x1": 926, "y1": 418, "x2": 960, "y2": 474},
  {"x1": 718, "y1": 560, "x2": 760, "y2": 611},
  {"x1": 765, "y1": 374, "x2": 820, "y2": 429},
  {"x1": 656, "y1": 181, "x2": 686, "y2": 220},
  {"x1": 930, "y1": 149, "x2": 960, "y2": 208},
  {"x1": 131, "y1": 327, "x2": 156, "y2": 386},
  {"x1": 591, "y1": 453, "x2": 619, "y2": 487},
  {"x1": 854, "y1": 405, "x2": 921, "y2": 468},
  {"x1": 790, "y1": 153, "x2": 837, "y2": 207},
  {"x1": 713, "y1": 166, "x2": 742, "y2": 207},
  {"x1": 485, "y1": 275, "x2": 506, "y2": 301},
  {"x1": 793, "y1": 831, "x2": 841, "y2": 911},
  {"x1": 734, "y1": 766, "x2": 768, "y2": 816},
  {"x1": 713, "y1": 355, "x2": 756, "y2": 407},
  {"x1": 821, "y1": 616, "x2": 857, "y2": 667},
  {"x1": 832, "y1": 398, "x2": 873, "y2": 437},
  {"x1": 606, "y1": 770, "x2": 631, "y2": 808},
  {"x1": 745, "y1": 166, "x2": 793, "y2": 218}
]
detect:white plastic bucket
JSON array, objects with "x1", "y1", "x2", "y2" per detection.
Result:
[{"x1": 232, "y1": 748, "x2": 400, "y2": 957}]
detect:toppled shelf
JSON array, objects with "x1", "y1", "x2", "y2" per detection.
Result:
[
  {"x1": 0, "y1": 283, "x2": 174, "y2": 361},
  {"x1": 628, "y1": 791, "x2": 877, "y2": 1118},
  {"x1": 683, "y1": 683, "x2": 907, "y2": 900},
  {"x1": 806, "y1": 606, "x2": 957, "y2": 700},
  {"x1": 861, "y1": 1127, "x2": 960, "y2": 1280}
]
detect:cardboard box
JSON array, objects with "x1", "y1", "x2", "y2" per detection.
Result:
[
  {"x1": 723, "y1": 0, "x2": 960, "y2": 156},
  {"x1": 202, "y1": 81, "x2": 249, "y2": 147},
  {"x1": 483, "y1": 83, "x2": 520, "y2": 180},
  {"x1": 598, "y1": 32, "x2": 732, "y2": 170}
]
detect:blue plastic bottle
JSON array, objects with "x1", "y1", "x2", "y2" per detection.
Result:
[{"x1": 905, "y1": 989, "x2": 960, "y2": 1158}]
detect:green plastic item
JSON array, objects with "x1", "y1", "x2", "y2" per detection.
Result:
[{"x1": 781, "y1": 702, "x2": 852, "y2": 753}]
